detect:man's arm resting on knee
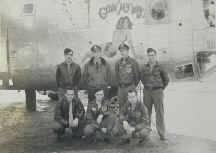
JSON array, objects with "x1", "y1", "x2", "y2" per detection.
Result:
[
  {"x1": 54, "y1": 101, "x2": 68, "y2": 126},
  {"x1": 71, "y1": 118, "x2": 79, "y2": 127},
  {"x1": 97, "y1": 114, "x2": 104, "y2": 124}
]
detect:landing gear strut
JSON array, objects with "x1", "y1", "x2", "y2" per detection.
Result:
[{"x1": 25, "y1": 89, "x2": 36, "y2": 112}]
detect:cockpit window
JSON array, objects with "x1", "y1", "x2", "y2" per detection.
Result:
[{"x1": 23, "y1": 3, "x2": 34, "y2": 14}]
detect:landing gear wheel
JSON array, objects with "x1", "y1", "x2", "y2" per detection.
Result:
[{"x1": 25, "y1": 89, "x2": 36, "y2": 112}]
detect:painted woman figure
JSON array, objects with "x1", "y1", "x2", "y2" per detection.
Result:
[
  {"x1": 109, "y1": 16, "x2": 136, "y2": 58},
  {"x1": 82, "y1": 16, "x2": 136, "y2": 62},
  {"x1": 112, "y1": 16, "x2": 133, "y2": 52},
  {"x1": 150, "y1": 0, "x2": 169, "y2": 21}
]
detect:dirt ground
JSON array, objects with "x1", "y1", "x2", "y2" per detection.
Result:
[{"x1": 0, "y1": 99, "x2": 216, "y2": 153}]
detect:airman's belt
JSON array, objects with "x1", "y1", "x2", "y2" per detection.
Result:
[
  {"x1": 119, "y1": 83, "x2": 133, "y2": 88},
  {"x1": 145, "y1": 86, "x2": 162, "y2": 90}
]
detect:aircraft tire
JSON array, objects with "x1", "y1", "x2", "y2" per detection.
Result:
[{"x1": 25, "y1": 89, "x2": 36, "y2": 112}]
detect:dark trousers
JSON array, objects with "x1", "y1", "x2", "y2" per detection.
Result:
[
  {"x1": 107, "y1": 86, "x2": 118, "y2": 99},
  {"x1": 101, "y1": 114, "x2": 124, "y2": 137},
  {"x1": 53, "y1": 121, "x2": 67, "y2": 136},
  {"x1": 143, "y1": 88, "x2": 166, "y2": 138},
  {"x1": 83, "y1": 115, "x2": 123, "y2": 140},
  {"x1": 121, "y1": 127, "x2": 151, "y2": 140},
  {"x1": 117, "y1": 84, "x2": 136, "y2": 113},
  {"x1": 53, "y1": 120, "x2": 84, "y2": 137}
]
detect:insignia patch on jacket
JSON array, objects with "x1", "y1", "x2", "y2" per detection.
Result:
[
  {"x1": 125, "y1": 64, "x2": 132, "y2": 73},
  {"x1": 101, "y1": 105, "x2": 107, "y2": 112}
]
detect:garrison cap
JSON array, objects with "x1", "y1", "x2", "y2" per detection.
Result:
[
  {"x1": 147, "y1": 48, "x2": 157, "y2": 54},
  {"x1": 118, "y1": 43, "x2": 130, "y2": 51},
  {"x1": 109, "y1": 96, "x2": 120, "y2": 112},
  {"x1": 64, "y1": 48, "x2": 73, "y2": 55},
  {"x1": 91, "y1": 45, "x2": 102, "y2": 52}
]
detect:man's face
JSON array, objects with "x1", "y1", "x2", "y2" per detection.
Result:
[
  {"x1": 78, "y1": 90, "x2": 88, "y2": 105},
  {"x1": 64, "y1": 52, "x2": 73, "y2": 64},
  {"x1": 113, "y1": 103, "x2": 120, "y2": 114},
  {"x1": 95, "y1": 90, "x2": 104, "y2": 102},
  {"x1": 128, "y1": 92, "x2": 137, "y2": 105},
  {"x1": 65, "y1": 91, "x2": 74, "y2": 101},
  {"x1": 78, "y1": 90, "x2": 88, "y2": 100},
  {"x1": 93, "y1": 49, "x2": 102, "y2": 59},
  {"x1": 147, "y1": 51, "x2": 157, "y2": 63},
  {"x1": 120, "y1": 49, "x2": 129, "y2": 58}
]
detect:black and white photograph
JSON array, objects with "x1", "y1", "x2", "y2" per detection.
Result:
[{"x1": 0, "y1": 0, "x2": 216, "y2": 153}]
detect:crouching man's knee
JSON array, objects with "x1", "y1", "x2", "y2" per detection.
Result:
[
  {"x1": 136, "y1": 128, "x2": 151, "y2": 138},
  {"x1": 111, "y1": 125, "x2": 124, "y2": 136},
  {"x1": 52, "y1": 121, "x2": 66, "y2": 135},
  {"x1": 111, "y1": 127, "x2": 119, "y2": 136},
  {"x1": 84, "y1": 124, "x2": 96, "y2": 137}
]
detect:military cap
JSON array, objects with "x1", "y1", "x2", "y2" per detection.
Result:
[
  {"x1": 94, "y1": 89, "x2": 104, "y2": 95},
  {"x1": 91, "y1": 45, "x2": 102, "y2": 52},
  {"x1": 118, "y1": 43, "x2": 130, "y2": 51},
  {"x1": 64, "y1": 48, "x2": 73, "y2": 55},
  {"x1": 147, "y1": 48, "x2": 157, "y2": 54},
  {"x1": 109, "y1": 96, "x2": 120, "y2": 113}
]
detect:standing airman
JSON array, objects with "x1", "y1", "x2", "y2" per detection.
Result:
[
  {"x1": 82, "y1": 45, "x2": 112, "y2": 101},
  {"x1": 140, "y1": 48, "x2": 169, "y2": 141},
  {"x1": 56, "y1": 48, "x2": 81, "y2": 98},
  {"x1": 115, "y1": 43, "x2": 140, "y2": 112}
]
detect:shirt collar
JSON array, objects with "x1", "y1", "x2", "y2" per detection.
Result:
[
  {"x1": 93, "y1": 98, "x2": 105, "y2": 105},
  {"x1": 128, "y1": 101, "x2": 139, "y2": 110},
  {"x1": 89, "y1": 57, "x2": 103, "y2": 65},
  {"x1": 64, "y1": 61, "x2": 73, "y2": 65},
  {"x1": 120, "y1": 56, "x2": 130, "y2": 62},
  {"x1": 147, "y1": 61, "x2": 159, "y2": 67},
  {"x1": 94, "y1": 58, "x2": 102, "y2": 65}
]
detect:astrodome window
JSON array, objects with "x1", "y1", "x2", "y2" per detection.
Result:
[
  {"x1": 150, "y1": 0, "x2": 168, "y2": 21},
  {"x1": 203, "y1": 0, "x2": 216, "y2": 27}
]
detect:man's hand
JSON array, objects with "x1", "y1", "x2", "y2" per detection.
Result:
[
  {"x1": 97, "y1": 114, "x2": 103, "y2": 124},
  {"x1": 61, "y1": 119, "x2": 68, "y2": 126},
  {"x1": 126, "y1": 126, "x2": 135, "y2": 135},
  {"x1": 123, "y1": 120, "x2": 129, "y2": 130},
  {"x1": 129, "y1": 126, "x2": 135, "y2": 133},
  {"x1": 123, "y1": 121, "x2": 135, "y2": 134},
  {"x1": 71, "y1": 118, "x2": 79, "y2": 127},
  {"x1": 101, "y1": 128, "x2": 107, "y2": 133},
  {"x1": 91, "y1": 107, "x2": 96, "y2": 112}
]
